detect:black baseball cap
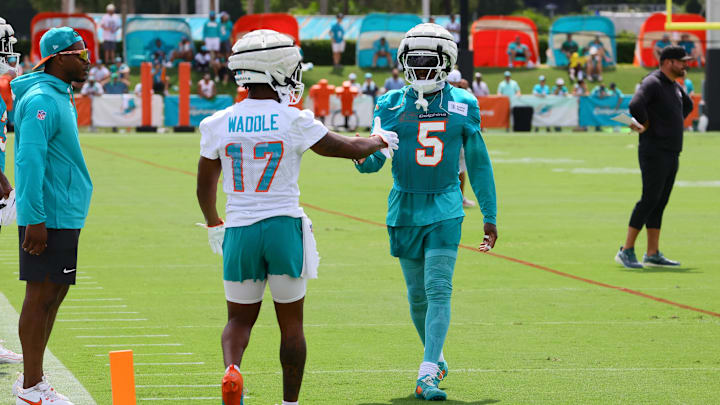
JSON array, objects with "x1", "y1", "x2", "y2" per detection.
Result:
[{"x1": 660, "y1": 45, "x2": 693, "y2": 62}]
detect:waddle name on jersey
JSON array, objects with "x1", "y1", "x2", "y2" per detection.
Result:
[{"x1": 228, "y1": 114, "x2": 280, "y2": 133}]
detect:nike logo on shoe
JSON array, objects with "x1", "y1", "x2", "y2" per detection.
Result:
[
  {"x1": 63, "y1": 268, "x2": 76, "y2": 274},
  {"x1": 18, "y1": 397, "x2": 42, "y2": 405}
]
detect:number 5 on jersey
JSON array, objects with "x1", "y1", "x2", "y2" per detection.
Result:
[
  {"x1": 225, "y1": 141, "x2": 284, "y2": 192},
  {"x1": 416, "y1": 121, "x2": 445, "y2": 166}
]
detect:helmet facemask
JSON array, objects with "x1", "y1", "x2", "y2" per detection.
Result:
[
  {"x1": 0, "y1": 25, "x2": 19, "y2": 76},
  {"x1": 273, "y1": 62, "x2": 304, "y2": 105},
  {"x1": 401, "y1": 48, "x2": 449, "y2": 111}
]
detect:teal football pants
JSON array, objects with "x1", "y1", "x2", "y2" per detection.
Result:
[{"x1": 400, "y1": 248, "x2": 457, "y2": 364}]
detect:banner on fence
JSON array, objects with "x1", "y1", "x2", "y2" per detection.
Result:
[
  {"x1": 164, "y1": 95, "x2": 234, "y2": 127},
  {"x1": 578, "y1": 95, "x2": 632, "y2": 126},
  {"x1": 512, "y1": 95, "x2": 579, "y2": 127},
  {"x1": 92, "y1": 94, "x2": 164, "y2": 127},
  {"x1": 477, "y1": 96, "x2": 510, "y2": 128}
]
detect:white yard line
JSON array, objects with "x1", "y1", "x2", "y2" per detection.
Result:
[
  {"x1": 58, "y1": 318, "x2": 148, "y2": 322},
  {"x1": 137, "y1": 384, "x2": 219, "y2": 388},
  {"x1": 85, "y1": 343, "x2": 182, "y2": 347},
  {"x1": 64, "y1": 311, "x2": 140, "y2": 315},
  {"x1": 65, "y1": 298, "x2": 123, "y2": 302},
  {"x1": 139, "y1": 398, "x2": 221, "y2": 401},
  {"x1": 0, "y1": 292, "x2": 97, "y2": 404},
  {"x1": 95, "y1": 352, "x2": 194, "y2": 357},
  {"x1": 77, "y1": 334, "x2": 169, "y2": 338},
  {"x1": 63, "y1": 305, "x2": 128, "y2": 309}
]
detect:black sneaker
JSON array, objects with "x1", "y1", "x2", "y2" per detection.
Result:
[
  {"x1": 643, "y1": 252, "x2": 681, "y2": 267},
  {"x1": 615, "y1": 246, "x2": 643, "y2": 269}
]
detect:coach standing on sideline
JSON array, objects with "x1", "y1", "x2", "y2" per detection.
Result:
[
  {"x1": 10, "y1": 27, "x2": 92, "y2": 404},
  {"x1": 615, "y1": 45, "x2": 693, "y2": 269}
]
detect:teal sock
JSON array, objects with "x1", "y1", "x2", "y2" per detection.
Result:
[
  {"x1": 399, "y1": 257, "x2": 427, "y2": 345},
  {"x1": 422, "y1": 249, "x2": 456, "y2": 364}
]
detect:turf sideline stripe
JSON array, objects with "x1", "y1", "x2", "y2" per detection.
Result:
[
  {"x1": 301, "y1": 202, "x2": 720, "y2": 319},
  {"x1": 0, "y1": 292, "x2": 97, "y2": 404},
  {"x1": 85, "y1": 146, "x2": 720, "y2": 319}
]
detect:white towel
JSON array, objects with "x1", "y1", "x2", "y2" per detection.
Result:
[
  {"x1": 0, "y1": 189, "x2": 16, "y2": 226},
  {"x1": 301, "y1": 215, "x2": 320, "y2": 279}
]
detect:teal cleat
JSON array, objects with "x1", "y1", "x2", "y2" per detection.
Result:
[
  {"x1": 615, "y1": 246, "x2": 643, "y2": 269},
  {"x1": 435, "y1": 361, "x2": 449, "y2": 385},
  {"x1": 415, "y1": 374, "x2": 447, "y2": 401},
  {"x1": 643, "y1": 251, "x2": 681, "y2": 267}
]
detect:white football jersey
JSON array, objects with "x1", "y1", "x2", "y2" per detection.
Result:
[{"x1": 199, "y1": 98, "x2": 328, "y2": 227}]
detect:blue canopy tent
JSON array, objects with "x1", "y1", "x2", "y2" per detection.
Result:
[
  {"x1": 356, "y1": 13, "x2": 422, "y2": 68},
  {"x1": 548, "y1": 16, "x2": 616, "y2": 67},
  {"x1": 124, "y1": 17, "x2": 194, "y2": 67}
]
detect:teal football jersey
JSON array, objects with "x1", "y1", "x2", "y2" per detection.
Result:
[{"x1": 357, "y1": 83, "x2": 497, "y2": 227}]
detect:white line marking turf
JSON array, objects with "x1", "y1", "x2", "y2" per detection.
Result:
[
  {"x1": 85, "y1": 343, "x2": 182, "y2": 347},
  {"x1": 139, "y1": 398, "x2": 221, "y2": 401},
  {"x1": 0, "y1": 292, "x2": 97, "y2": 404},
  {"x1": 58, "y1": 318, "x2": 148, "y2": 322},
  {"x1": 95, "y1": 352, "x2": 194, "y2": 357},
  {"x1": 77, "y1": 334, "x2": 170, "y2": 338}
]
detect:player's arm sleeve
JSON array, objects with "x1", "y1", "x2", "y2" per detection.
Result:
[
  {"x1": 292, "y1": 109, "x2": 329, "y2": 152},
  {"x1": 463, "y1": 102, "x2": 497, "y2": 225},
  {"x1": 15, "y1": 98, "x2": 57, "y2": 224},
  {"x1": 198, "y1": 118, "x2": 219, "y2": 159},
  {"x1": 354, "y1": 150, "x2": 386, "y2": 173}
]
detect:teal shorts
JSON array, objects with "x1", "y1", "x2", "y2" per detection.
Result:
[
  {"x1": 387, "y1": 217, "x2": 463, "y2": 259},
  {"x1": 223, "y1": 216, "x2": 303, "y2": 282}
]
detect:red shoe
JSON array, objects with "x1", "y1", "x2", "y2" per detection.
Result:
[{"x1": 222, "y1": 364, "x2": 244, "y2": 405}]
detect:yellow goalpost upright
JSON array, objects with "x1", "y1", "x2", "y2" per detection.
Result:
[{"x1": 664, "y1": 0, "x2": 720, "y2": 30}]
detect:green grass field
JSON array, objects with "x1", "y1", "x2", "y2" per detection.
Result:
[{"x1": 1, "y1": 130, "x2": 719, "y2": 404}]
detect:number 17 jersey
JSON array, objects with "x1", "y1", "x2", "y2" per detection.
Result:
[{"x1": 199, "y1": 99, "x2": 328, "y2": 227}]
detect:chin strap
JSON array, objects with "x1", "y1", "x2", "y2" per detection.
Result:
[{"x1": 415, "y1": 88, "x2": 429, "y2": 111}]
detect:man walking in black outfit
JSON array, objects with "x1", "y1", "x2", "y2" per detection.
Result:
[{"x1": 615, "y1": 46, "x2": 693, "y2": 269}]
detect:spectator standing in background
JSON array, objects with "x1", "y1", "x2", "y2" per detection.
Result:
[
  {"x1": 103, "y1": 72, "x2": 128, "y2": 94},
  {"x1": 532, "y1": 75, "x2": 549, "y2": 96},
  {"x1": 171, "y1": 37, "x2": 194, "y2": 64},
  {"x1": 471, "y1": 72, "x2": 489, "y2": 97},
  {"x1": 551, "y1": 78, "x2": 568, "y2": 96},
  {"x1": 203, "y1": 11, "x2": 221, "y2": 60},
  {"x1": 653, "y1": 34, "x2": 672, "y2": 65},
  {"x1": 561, "y1": 33, "x2": 579, "y2": 62},
  {"x1": 194, "y1": 46, "x2": 211, "y2": 73},
  {"x1": 497, "y1": 71, "x2": 521, "y2": 97},
  {"x1": 678, "y1": 33, "x2": 703, "y2": 66},
  {"x1": 198, "y1": 73, "x2": 216, "y2": 99},
  {"x1": 372, "y1": 37, "x2": 393, "y2": 68},
  {"x1": 330, "y1": 14, "x2": 346, "y2": 70},
  {"x1": 684, "y1": 77, "x2": 694, "y2": 95},
  {"x1": 383, "y1": 68, "x2": 404, "y2": 92},
  {"x1": 89, "y1": 59, "x2": 110, "y2": 85},
  {"x1": 507, "y1": 36, "x2": 529, "y2": 67},
  {"x1": 445, "y1": 15, "x2": 460, "y2": 44},
  {"x1": 361, "y1": 72, "x2": 378, "y2": 103},
  {"x1": 348, "y1": 72, "x2": 359, "y2": 90},
  {"x1": 81, "y1": 74, "x2": 103, "y2": 132},
  {"x1": 573, "y1": 77, "x2": 588, "y2": 96},
  {"x1": 219, "y1": 12, "x2": 233, "y2": 58},
  {"x1": 100, "y1": 4, "x2": 120, "y2": 64}
]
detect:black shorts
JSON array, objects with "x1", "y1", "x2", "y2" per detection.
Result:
[
  {"x1": 18, "y1": 227, "x2": 81, "y2": 285},
  {"x1": 102, "y1": 41, "x2": 116, "y2": 52}
]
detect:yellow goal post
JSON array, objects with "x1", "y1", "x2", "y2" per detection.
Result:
[{"x1": 665, "y1": 0, "x2": 720, "y2": 30}]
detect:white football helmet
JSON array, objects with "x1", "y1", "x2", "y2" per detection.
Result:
[
  {"x1": 0, "y1": 17, "x2": 19, "y2": 76},
  {"x1": 228, "y1": 29, "x2": 304, "y2": 104},
  {"x1": 397, "y1": 23, "x2": 457, "y2": 110}
]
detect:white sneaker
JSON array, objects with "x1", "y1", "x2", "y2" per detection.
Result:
[
  {"x1": 0, "y1": 342, "x2": 23, "y2": 364},
  {"x1": 16, "y1": 379, "x2": 74, "y2": 405},
  {"x1": 462, "y1": 198, "x2": 476, "y2": 208},
  {"x1": 12, "y1": 373, "x2": 23, "y2": 396}
]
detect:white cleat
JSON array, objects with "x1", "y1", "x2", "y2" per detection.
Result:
[
  {"x1": 12, "y1": 373, "x2": 23, "y2": 396},
  {"x1": 0, "y1": 342, "x2": 23, "y2": 364},
  {"x1": 16, "y1": 378, "x2": 73, "y2": 404}
]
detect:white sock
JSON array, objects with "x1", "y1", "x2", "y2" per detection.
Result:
[
  {"x1": 418, "y1": 361, "x2": 440, "y2": 379},
  {"x1": 282, "y1": 401, "x2": 299, "y2": 405},
  {"x1": 438, "y1": 351, "x2": 445, "y2": 363}
]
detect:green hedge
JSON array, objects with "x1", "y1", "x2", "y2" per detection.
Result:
[{"x1": 301, "y1": 40, "x2": 356, "y2": 66}]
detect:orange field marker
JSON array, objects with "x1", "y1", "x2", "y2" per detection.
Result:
[{"x1": 109, "y1": 350, "x2": 137, "y2": 405}]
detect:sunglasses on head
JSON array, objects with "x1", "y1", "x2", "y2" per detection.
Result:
[{"x1": 56, "y1": 48, "x2": 90, "y2": 62}]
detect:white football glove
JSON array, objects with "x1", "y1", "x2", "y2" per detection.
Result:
[
  {"x1": 0, "y1": 189, "x2": 16, "y2": 226},
  {"x1": 371, "y1": 116, "x2": 399, "y2": 158},
  {"x1": 196, "y1": 220, "x2": 225, "y2": 255}
]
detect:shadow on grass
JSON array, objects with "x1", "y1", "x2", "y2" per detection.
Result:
[
  {"x1": 357, "y1": 395, "x2": 500, "y2": 405},
  {"x1": 621, "y1": 266, "x2": 700, "y2": 274}
]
